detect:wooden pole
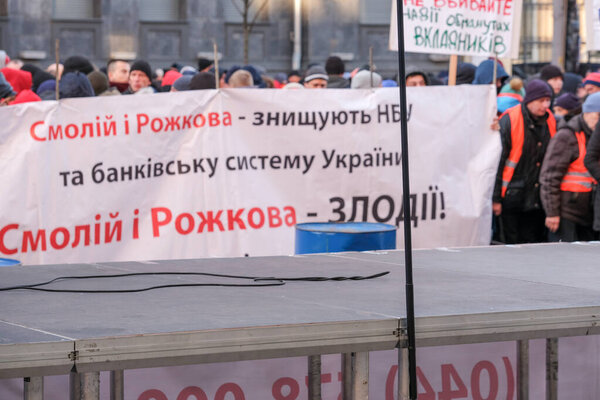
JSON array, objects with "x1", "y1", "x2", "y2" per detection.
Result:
[
  {"x1": 55, "y1": 39, "x2": 60, "y2": 100},
  {"x1": 369, "y1": 46, "x2": 374, "y2": 87},
  {"x1": 213, "y1": 41, "x2": 220, "y2": 89},
  {"x1": 493, "y1": 53, "x2": 498, "y2": 88},
  {"x1": 448, "y1": 54, "x2": 458, "y2": 86}
]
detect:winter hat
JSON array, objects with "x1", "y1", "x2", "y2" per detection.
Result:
[
  {"x1": 583, "y1": 91, "x2": 600, "y2": 113},
  {"x1": 0, "y1": 71, "x2": 15, "y2": 98},
  {"x1": 523, "y1": 79, "x2": 552, "y2": 104},
  {"x1": 382, "y1": 79, "x2": 398, "y2": 87},
  {"x1": 21, "y1": 64, "x2": 55, "y2": 92},
  {"x1": 190, "y1": 72, "x2": 216, "y2": 90},
  {"x1": 1, "y1": 68, "x2": 32, "y2": 93},
  {"x1": 555, "y1": 93, "x2": 581, "y2": 111},
  {"x1": 351, "y1": 70, "x2": 382, "y2": 89},
  {"x1": 63, "y1": 55, "x2": 94, "y2": 75},
  {"x1": 304, "y1": 65, "x2": 329, "y2": 83},
  {"x1": 242, "y1": 65, "x2": 265, "y2": 87},
  {"x1": 197, "y1": 58, "x2": 213, "y2": 71},
  {"x1": 36, "y1": 79, "x2": 56, "y2": 95},
  {"x1": 325, "y1": 56, "x2": 345, "y2": 75},
  {"x1": 161, "y1": 70, "x2": 182, "y2": 87},
  {"x1": 172, "y1": 75, "x2": 193, "y2": 91},
  {"x1": 288, "y1": 70, "x2": 301, "y2": 80},
  {"x1": 499, "y1": 77, "x2": 525, "y2": 101},
  {"x1": 130, "y1": 60, "x2": 152, "y2": 80},
  {"x1": 87, "y1": 70, "x2": 109, "y2": 96},
  {"x1": 274, "y1": 72, "x2": 287, "y2": 84},
  {"x1": 180, "y1": 65, "x2": 198, "y2": 76},
  {"x1": 583, "y1": 72, "x2": 600, "y2": 88},
  {"x1": 10, "y1": 89, "x2": 41, "y2": 105},
  {"x1": 472, "y1": 60, "x2": 509, "y2": 85},
  {"x1": 456, "y1": 63, "x2": 476, "y2": 85},
  {"x1": 540, "y1": 64, "x2": 563, "y2": 81},
  {"x1": 59, "y1": 71, "x2": 95, "y2": 98},
  {"x1": 562, "y1": 72, "x2": 583, "y2": 94}
]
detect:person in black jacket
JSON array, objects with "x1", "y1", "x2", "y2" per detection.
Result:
[
  {"x1": 540, "y1": 92, "x2": 600, "y2": 241},
  {"x1": 493, "y1": 79, "x2": 555, "y2": 243},
  {"x1": 583, "y1": 111, "x2": 600, "y2": 233}
]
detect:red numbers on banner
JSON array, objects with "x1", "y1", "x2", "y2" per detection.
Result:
[
  {"x1": 176, "y1": 386, "x2": 209, "y2": 400},
  {"x1": 138, "y1": 389, "x2": 169, "y2": 400},
  {"x1": 139, "y1": 356, "x2": 515, "y2": 400},
  {"x1": 385, "y1": 357, "x2": 515, "y2": 400},
  {"x1": 138, "y1": 383, "x2": 243, "y2": 400},
  {"x1": 272, "y1": 377, "x2": 300, "y2": 400},
  {"x1": 438, "y1": 364, "x2": 468, "y2": 399},
  {"x1": 418, "y1": 367, "x2": 437, "y2": 400},
  {"x1": 471, "y1": 361, "x2": 499, "y2": 400},
  {"x1": 214, "y1": 383, "x2": 245, "y2": 400}
]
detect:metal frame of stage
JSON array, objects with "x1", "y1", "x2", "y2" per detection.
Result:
[{"x1": 1, "y1": 242, "x2": 600, "y2": 399}]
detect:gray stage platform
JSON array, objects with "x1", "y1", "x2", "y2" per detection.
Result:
[{"x1": 1, "y1": 242, "x2": 599, "y2": 381}]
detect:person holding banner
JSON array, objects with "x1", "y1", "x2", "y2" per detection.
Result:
[
  {"x1": 493, "y1": 79, "x2": 556, "y2": 244},
  {"x1": 540, "y1": 92, "x2": 600, "y2": 241},
  {"x1": 472, "y1": 60, "x2": 508, "y2": 93}
]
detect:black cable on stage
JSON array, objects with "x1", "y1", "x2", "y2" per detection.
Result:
[
  {"x1": 255, "y1": 271, "x2": 389, "y2": 282},
  {"x1": 0, "y1": 270, "x2": 390, "y2": 294},
  {"x1": 395, "y1": 0, "x2": 418, "y2": 398},
  {"x1": 20, "y1": 282, "x2": 286, "y2": 293}
]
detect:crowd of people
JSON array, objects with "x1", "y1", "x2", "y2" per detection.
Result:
[
  {"x1": 1, "y1": 50, "x2": 599, "y2": 245},
  {"x1": 0, "y1": 52, "x2": 402, "y2": 103}
]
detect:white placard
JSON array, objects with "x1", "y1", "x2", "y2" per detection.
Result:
[{"x1": 390, "y1": 0, "x2": 523, "y2": 58}]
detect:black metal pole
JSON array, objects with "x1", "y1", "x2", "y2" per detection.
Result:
[{"x1": 394, "y1": 0, "x2": 417, "y2": 399}]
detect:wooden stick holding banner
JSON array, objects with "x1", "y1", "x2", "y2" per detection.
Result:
[
  {"x1": 448, "y1": 55, "x2": 458, "y2": 86},
  {"x1": 55, "y1": 39, "x2": 60, "y2": 101},
  {"x1": 369, "y1": 46, "x2": 374, "y2": 87},
  {"x1": 492, "y1": 52, "x2": 498, "y2": 86},
  {"x1": 213, "y1": 41, "x2": 220, "y2": 89}
]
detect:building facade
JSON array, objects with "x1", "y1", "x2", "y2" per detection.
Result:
[
  {"x1": 1, "y1": 0, "x2": 431, "y2": 77},
  {"x1": 0, "y1": 0, "x2": 591, "y2": 77}
]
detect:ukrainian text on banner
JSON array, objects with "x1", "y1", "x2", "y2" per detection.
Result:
[
  {"x1": 389, "y1": 0, "x2": 523, "y2": 58},
  {"x1": 0, "y1": 86, "x2": 499, "y2": 265}
]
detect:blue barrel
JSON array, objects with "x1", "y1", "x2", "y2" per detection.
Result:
[
  {"x1": 295, "y1": 222, "x2": 396, "y2": 254},
  {"x1": 0, "y1": 258, "x2": 21, "y2": 267}
]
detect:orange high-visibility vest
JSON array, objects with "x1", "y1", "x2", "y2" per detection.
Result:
[
  {"x1": 500, "y1": 105, "x2": 557, "y2": 197},
  {"x1": 560, "y1": 131, "x2": 597, "y2": 192}
]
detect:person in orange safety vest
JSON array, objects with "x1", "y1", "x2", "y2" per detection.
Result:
[
  {"x1": 539, "y1": 91, "x2": 600, "y2": 241},
  {"x1": 493, "y1": 79, "x2": 556, "y2": 244}
]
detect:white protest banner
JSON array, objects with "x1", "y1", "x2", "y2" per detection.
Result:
[
  {"x1": 586, "y1": 0, "x2": 600, "y2": 51},
  {"x1": 0, "y1": 86, "x2": 499, "y2": 265},
  {"x1": 389, "y1": 0, "x2": 523, "y2": 58}
]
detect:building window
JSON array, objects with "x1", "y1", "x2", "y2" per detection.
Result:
[
  {"x1": 0, "y1": 0, "x2": 7, "y2": 17},
  {"x1": 359, "y1": 0, "x2": 390, "y2": 24},
  {"x1": 139, "y1": 0, "x2": 181, "y2": 22},
  {"x1": 53, "y1": 0, "x2": 94, "y2": 19},
  {"x1": 224, "y1": 0, "x2": 269, "y2": 23},
  {"x1": 519, "y1": 0, "x2": 553, "y2": 64}
]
